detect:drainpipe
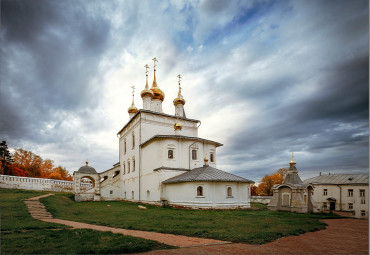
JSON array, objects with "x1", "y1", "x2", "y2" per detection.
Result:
[
  {"x1": 337, "y1": 185, "x2": 342, "y2": 210},
  {"x1": 189, "y1": 141, "x2": 196, "y2": 169},
  {"x1": 139, "y1": 114, "x2": 142, "y2": 202}
]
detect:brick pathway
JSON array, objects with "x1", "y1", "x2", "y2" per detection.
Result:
[
  {"x1": 26, "y1": 194, "x2": 369, "y2": 254},
  {"x1": 25, "y1": 194, "x2": 230, "y2": 247}
]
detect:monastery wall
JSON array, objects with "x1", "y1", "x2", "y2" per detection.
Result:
[
  {"x1": 250, "y1": 196, "x2": 272, "y2": 204},
  {"x1": 0, "y1": 174, "x2": 76, "y2": 192}
]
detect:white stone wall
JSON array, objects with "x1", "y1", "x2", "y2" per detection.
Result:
[
  {"x1": 311, "y1": 184, "x2": 368, "y2": 218},
  {"x1": 99, "y1": 165, "x2": 122, "y2": 200},
  {"x1": 250, "y1": 196, "x2": 272, "y2": 204},
  {"x1": 0, "y1": 175, "x2": 74, "y2": 192},
  {"x1": 162, "y1": 182, "x2": 251, "y2": 209}
]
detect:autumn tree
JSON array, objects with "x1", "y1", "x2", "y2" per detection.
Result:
[
  {"x1": 250, "y1": 184, "x2": 258, "y2": 196},
  {"x1": 0, "y1": 141, "x2": 14, "y2": 175},
  {"x1": 257, "y1": 168, "x2": 288, "y2": 196}
]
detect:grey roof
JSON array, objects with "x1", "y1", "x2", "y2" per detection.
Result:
[
  {"x1": 283, "y1": 172, "x2": 303, "y2": 185},
  {"x1": 141, "y1": 135, "x2": 223, "y2": 147},
  {"x1": 153, "y1": 166, "x2": 190, "y2": 172},
  {"x1": 303, "y1": 174, "x2": 369, "y2": 185},
  {"x1": 162, "y1": 165, "x2": 254, "y2": 184},
  {"x1": 77, "y1": 165, "x2": 97, "y2": 174},
  {"x1": 117, "y1": 109, "x2": 200, "y2": 135}
]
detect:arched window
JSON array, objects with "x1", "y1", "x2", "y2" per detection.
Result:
[
  {"x1": 124, "y1": 192, "x2": 126, "y2": 199},
  {"x1": 128, "y1": 161, "x2": 130, "y2": 173},
  {"x1": 227, "y1": 187, "x2": 232, "y2": 197},
  {"x1": 132, "y1": 158, "x2": 135, "y2": 172},
  {"x1": 123, "y1": 162, "x2": 126, "y2": 174},
  {"x1": 131, "y1": 191, "x2": 134, "y2": 199},
  {"x1": 132, "y1": 132, "x2": 135, "y2": 148},
  {"x1": 124, "y1": 139, "x2": 127, "y2": 154},
  {"x1": 197, "y1": 186, "x2": 203, "y2": 196},
  {"x1": 146, "y1": 190, "x2": 150, "y2": 200},
  {"x1": 168, "y1": 150, "x2": 174, "y2": 159},
  {"x1": 192, "y1": 149, "x2": 197, "y2": 160},
  {"x1": 210, "y1": 153, "x2": 215, "y2": 162}
]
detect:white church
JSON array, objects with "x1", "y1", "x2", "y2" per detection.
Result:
[{"x1": 73, "y1": 58, "x2": 254, "y2": 209}]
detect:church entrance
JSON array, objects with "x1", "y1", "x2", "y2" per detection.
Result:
[{"x1": 329, "y1": 201, "x2": 336, "y2": 211}]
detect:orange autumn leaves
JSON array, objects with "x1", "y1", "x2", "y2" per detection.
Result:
[
  {"x1": 1, "y1": 148, "x2": 72, "y2": 181},
  {"x1": 251, "y1": 168, "x2": 287, "y2": 196}
]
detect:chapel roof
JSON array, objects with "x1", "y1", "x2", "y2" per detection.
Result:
[
  {"x1": 162, "y1": 165, "x2": 254, "y2": 184},
  {"x1": 77, "y1": 165, "x2": 97, "y2": 174},
  {"x1": 303, "y1": 173, "x2": 369, "y2": 185},
  {"x1": 140, "y1": 135, "x2": 223, "y2": 147}
]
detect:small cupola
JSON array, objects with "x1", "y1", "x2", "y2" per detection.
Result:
[{"x1": 128, "y1": 86, "x2": 138, "y2": 118}]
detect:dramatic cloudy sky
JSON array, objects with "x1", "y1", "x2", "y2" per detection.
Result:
[{"x1": 1, "y1": 0, "x2": 368, "y2": 182}]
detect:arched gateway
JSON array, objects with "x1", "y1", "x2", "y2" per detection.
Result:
[{"x1": 73, "y1": 161, "x2": 101, "y2": 201}]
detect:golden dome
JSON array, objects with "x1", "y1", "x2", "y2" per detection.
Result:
[
  {"x1": 128, "y1": 105, "x2": 138, "y2": 114},
  {"x1": 174, "y1": 113, "x2": 182, "y2": 131},
  {"x1": 141, "y1": 64, "x2": 154, "y2": 99},
  {"x1": 150, "y1": 58, "x2": 165, "y2": 101},
  {"x1": 173, "y1": 96, "x2": 185, "y2": 106}
]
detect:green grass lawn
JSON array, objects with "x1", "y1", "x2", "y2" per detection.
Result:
[
  {"x1": 0, "y1": 189, "x2": 172, "y2": 254},
  {"x1": 41, "y1": 193, "x2": 343, "y2": 244}
]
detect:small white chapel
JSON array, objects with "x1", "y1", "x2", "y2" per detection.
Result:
[{"x1": 73, "y1": 58, "x2": 254, "y2": 209}]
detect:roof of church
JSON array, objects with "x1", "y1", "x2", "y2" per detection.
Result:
[
  {"x1": 303, "y1": 173, "x2": 369, "y2": 185},
  {"x1": 77, "y1": 165, "x2": 97, "y2": 174},
  {"x1": 117, "y1": 109, "x2": 200, "y2": 135},
  {"x1": 141, "y1": 135, "x2": 223, "y2": 147},
  {"x1": 162, "y1": 165, "x2": 254, "y2": 184}
]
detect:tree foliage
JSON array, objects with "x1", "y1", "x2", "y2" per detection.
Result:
[
  {"x1": 256, "y1": 168, "x2": 288, "y2": 196},
  {"x1": 1, "y1": 142, "x2": 72, "y2": 181}
]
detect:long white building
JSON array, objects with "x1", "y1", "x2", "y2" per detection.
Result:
[
  {"x1": 304, "y1": 173, "x2": 368, "y2": 218},
  {"x1": 73, "y1": 58, "x2": 254, "y2": 208}
]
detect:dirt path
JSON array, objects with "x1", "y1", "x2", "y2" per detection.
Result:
[
  {"x1": 25, "y1": 194, "x2": 230, "y2": 247},
  {"x1": 26, "y1": 194, "x2": 368, "y2": 254}
]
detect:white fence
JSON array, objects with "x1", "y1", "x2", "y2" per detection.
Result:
[
  {"x1": 250, "y1": 196, "x2": 272, "y2": 204},
  {"x1": 0, "y1": 174, "x2": 74, "y2": 193}
]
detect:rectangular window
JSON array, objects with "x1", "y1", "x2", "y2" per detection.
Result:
[
  {"x1": 323, "y1": 189, "x2": 328, "y2": 196},
  {"x1": 128, "y1": 162, "x2": 130, "y2": 173},
  {"x1": 361, "y1": 210, "x2": 366, "y2": 217},
  {"x1": 123, "y1": 163, "x2": 126, "y2": 174},
  {"x1": 132, "y1": 133, "x2": 135, "y2": 148},
  {"x1": 361, "y1": 199, "x2": 366, "y2": 204},
  {"x1": 133, "y1": 159, "x2": 135, "y2": 172},
  {"x1": 168, "y1": 150, "x2": 174, "y2": 159},
  {"x1": 210, "y1": 153, "x2": 214, "y2": 162},
  {"x1": 360, "y1": 190, "x2": 365, "y2": 197},
  {"x1": 192, "y1": 149, "x2": 197, "y2": 160},
  {"x1": 348, "y1": 189, "x2": 353, "y2": 197},
  {"x1": 282, "y1": 194, "x2": 290, "y2": 206},
  {"x1": 124, "y1": 140, "x2": 127, "y2": 154},
  {"x1": 348, "y1": 203, "x2": 353, "y2": 210}
]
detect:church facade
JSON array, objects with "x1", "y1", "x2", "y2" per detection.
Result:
[{"x1": 73, "y1": 58, "x2": 254, "y2": 208}]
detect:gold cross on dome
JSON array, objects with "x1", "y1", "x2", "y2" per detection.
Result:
[
  {"x1": 131, "y1": 85, "x2": 135, "y2": 96},
  {"x1": 144, "y1": 64, "x2": 149, "y2": 75},
  {"x1": 152, "y1": 57, "x2": 158, "y2": 70}
]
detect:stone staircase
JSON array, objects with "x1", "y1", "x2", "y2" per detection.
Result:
[{"x1": 24, "y1": 195, "x2": 54, "y2": 219}]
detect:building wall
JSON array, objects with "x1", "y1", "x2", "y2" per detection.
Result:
[
  {"x1": 250, "y1": 196, "x2": 272, "y2": 204},
  {"x1": 312, "y1": 184, "x2": 368, "y2": 218},
  {"x1": 162, "y1": 182, "x2": 251, "y2": 209},
  {"x1": 0, "y1": 175, "x2": 74, "y2": 192}
]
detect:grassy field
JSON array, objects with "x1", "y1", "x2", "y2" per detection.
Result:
[
  {"x1": 0, "y1": 189, "x2": 172, "y2": 254},
  {"x1": 41, "y1": 193, "x2": 343, "y2": 244}
]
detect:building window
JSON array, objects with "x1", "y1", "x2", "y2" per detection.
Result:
[
  {"x1": 227, "y1": 187, "x2": 232, "y2": 197},
  {"x1": 124, "y1": 192, "x2": 126, "y2": 199},
  {"x1": 192, "y1": 149, "x2": 197, "y2": 160},
  {"x1": 146, "y1": 190, "x2": 150, "y2": 200},
  {"x1": 197, "y1": 186, "x2": 203, "y2": 196},
  {"x1": 124, "y1": 139, "x2": 127, "y2": 154},
  {"x1": 304, "y1": 194, "x2": 307, "y2": 204},
  {"x1": 128, "y1": 161, "x2": 130, "y2": 173},
  {"x1": 131, "y1": 191, "x2": 134, "y2": 199},
  {"x1": 361, "y1": 199, "x2": 366, "y2": 204},
  {"x1": 132, "y1": 133, "x2": 135, "y2": 149},
  {"x1": 110, "y1": 190, "x2": 113, "y2": 194},
  {"x1": 361, "y1": 210, "x2": 366, "y2": 217},
  {"x1": 348, "y1": 189, "x2": 353, "y2": 197},
  {"x1": 360, "y1": 190, "x2": 365, "y2": 197},
  {"x1": 282, "y1": 194, "x2": 290, "y2": 206},
  {"x1": 348, "y1": 203, "x2": 353, "y2": 210},
  {"x1": 113, "y1": 171, "x2": 120, "y2": 177},
  {"x1": 210, "y1": 153, "x2": 214, "y2": 162},
  {"x1": 323, "y1": 189, "x2": 328, "y2": 196},
  {"x1": 132, "y1": 158, "x2": 135, "y2": 172},
  {"x1": 168, "y1": 150, "x2": 174, "y2": 159},
  {"x1": 123, "y1": 162, "x2": 126, "y2": 174}
]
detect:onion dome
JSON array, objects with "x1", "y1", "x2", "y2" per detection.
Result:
[
  {"x1": 128, "y1": 86, "x2": 138, "y2": 114},
  {"x1": 151, "y1": 57, "x2": 165, "y2": 101},
  {"x1": 173, "y1": 74, "x2": 185, "y2": 106},
  {"x1": 141, "y1": 64, "x2": 154, "y2": 98},
  {"x1": 78, "y1": 160, "x2": 97, "y2": 174},
  {"x1": 204, "y1": 155, "x2": 209, "y2": 166},
  {"x1": 174, "y1": 114, "x2": 182, "y2": 131}
]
